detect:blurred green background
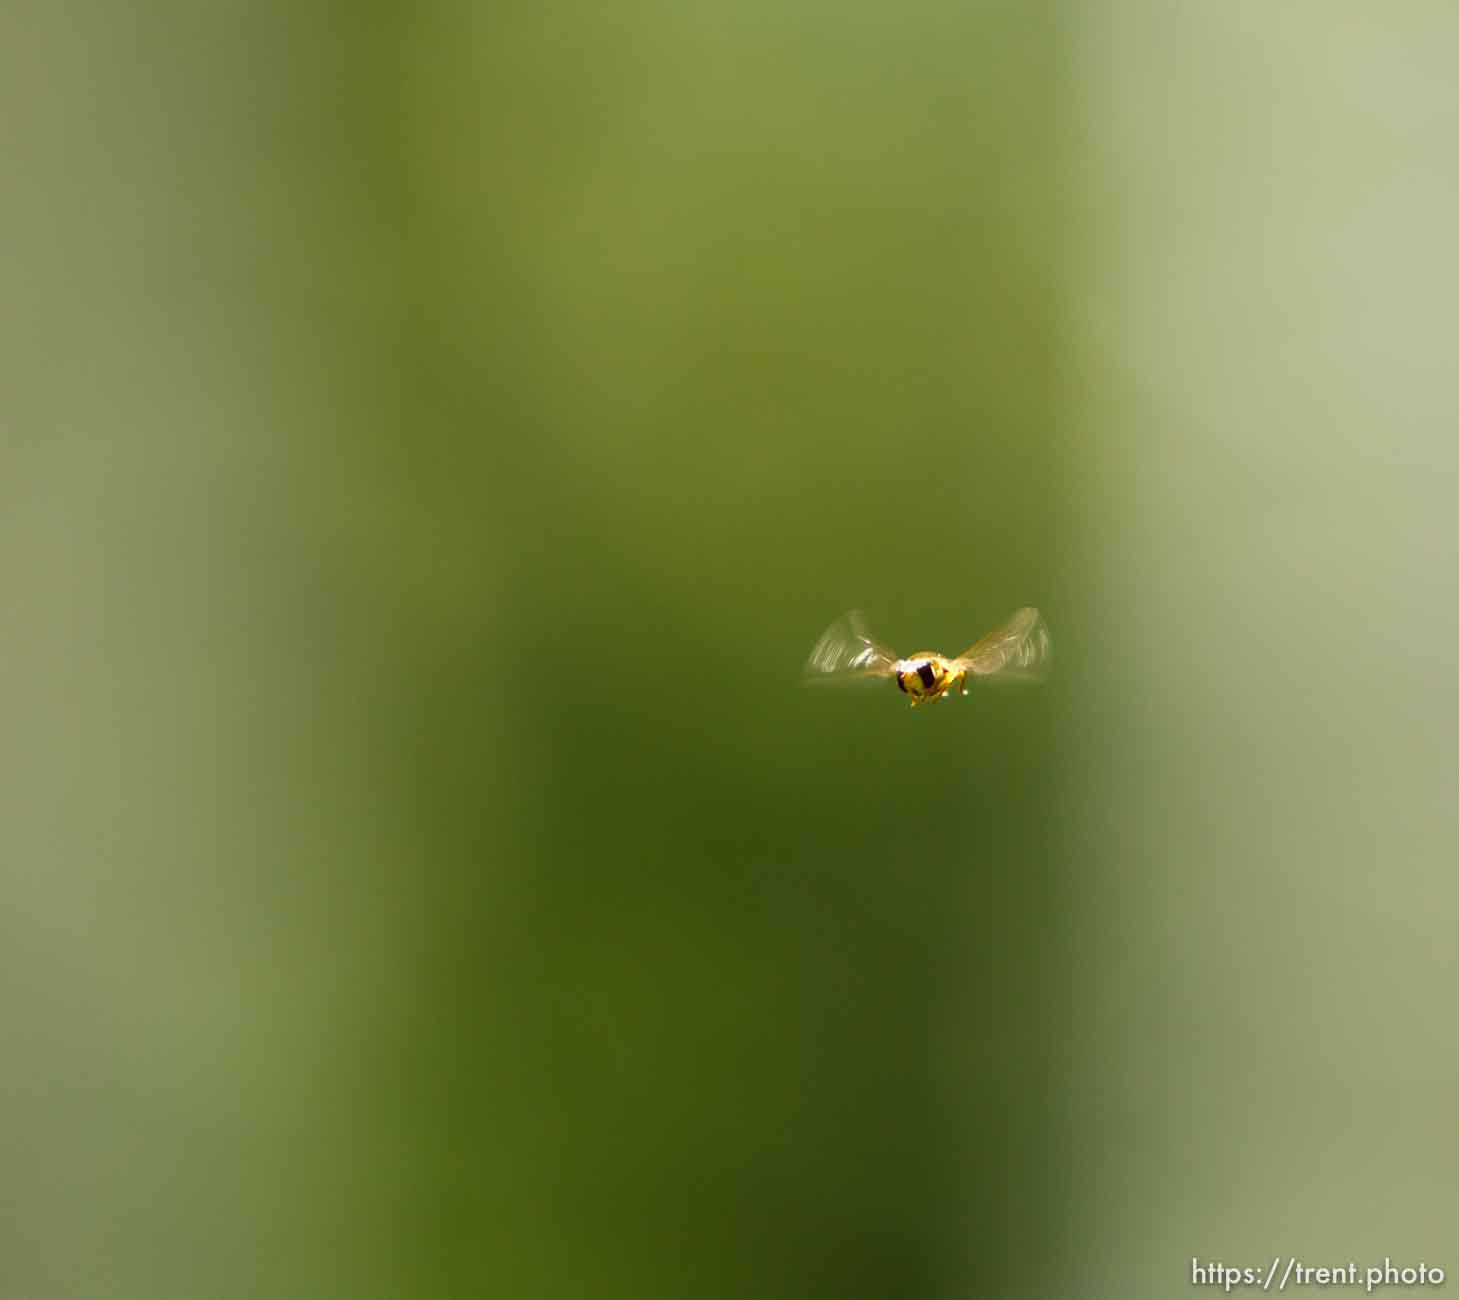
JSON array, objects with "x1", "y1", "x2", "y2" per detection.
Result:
[{"x1": 4, "y1": 2, "x2": 1457, "y2": 1297}]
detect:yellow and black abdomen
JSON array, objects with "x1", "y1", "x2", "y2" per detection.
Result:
[{"x1": 895, "y1": 653, "x2": 950, "y2": 702}]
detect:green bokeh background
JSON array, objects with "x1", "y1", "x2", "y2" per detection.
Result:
[{"x1": 5, "y1": 3, "x2": 1457, "y2": 1298}]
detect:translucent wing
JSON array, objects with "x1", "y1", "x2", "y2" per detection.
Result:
[
  {"x1": 801, "y1": 610, "x2": 899, "y2": 686},
  {"x1": 954, "y1": 607, "x2": 1051, "y2": 684}
]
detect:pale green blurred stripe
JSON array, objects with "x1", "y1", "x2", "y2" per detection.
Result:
[
  {"x1": 1065, "y1": 2, "x2": 1459, "y2": 1294},
  {"x1": 3, "y1": 4, "x2": 422, "y2": 1297}
]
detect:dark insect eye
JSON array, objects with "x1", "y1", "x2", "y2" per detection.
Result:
[
  {"x1": 917, "y1": 662, "x2": 937, "y2": 689},
  {"x1": 896, "y1": 672, "x2": 908, "y2": 693}
]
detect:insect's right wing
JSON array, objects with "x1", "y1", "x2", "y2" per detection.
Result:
[
  {"x1": 800, "y1": 610, "x2": 900, "y2": 686},
  {"x1": 953, "y1": 606, "x2": 1051, "y2": 684}
]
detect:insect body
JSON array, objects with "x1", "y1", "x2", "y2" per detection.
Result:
[
  {"x1": 893, "y1": 652, "x2": 963, "y2": 703},
  {"x1": 801, "y1": 607, "x2": 1051, "y2": 707}
]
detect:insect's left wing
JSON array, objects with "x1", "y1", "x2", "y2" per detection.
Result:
[
  {"x1": 953, "y1": 606, "x2": 1051, "y2": 684},
  {"x1": 801, "y1": 610, "x2": 899, "y2": 686}
]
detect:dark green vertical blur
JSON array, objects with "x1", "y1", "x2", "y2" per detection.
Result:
[{"x1": 402, "y1": 4, "x2": 1071, "y2": 1299}]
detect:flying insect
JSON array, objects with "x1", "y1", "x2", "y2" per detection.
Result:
[{"x1": 801, "y1": 607, "x2": 1051, "y2": 706}]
